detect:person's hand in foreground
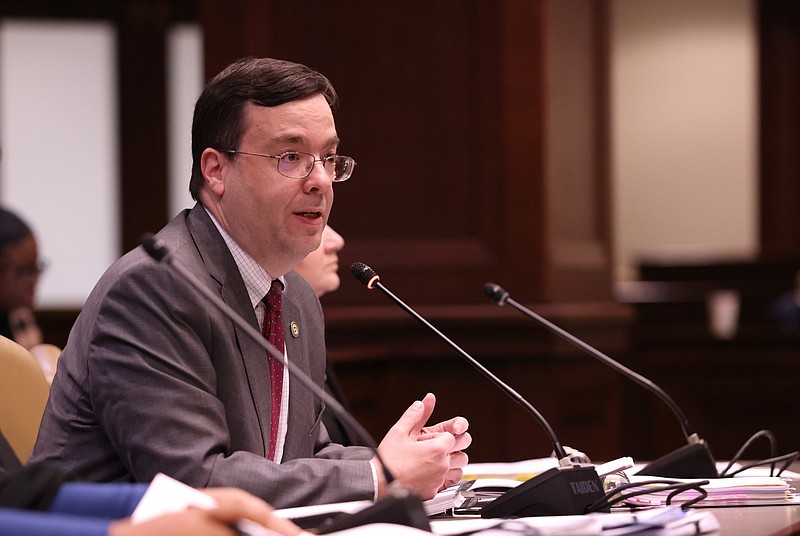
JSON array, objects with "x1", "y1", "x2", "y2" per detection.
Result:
[
  {"x1": 109, "y1": 487, "x2": 304, "y2": 536},
  {"x1": 375, "y1": 392, "x2": 471, "y2": 499}
]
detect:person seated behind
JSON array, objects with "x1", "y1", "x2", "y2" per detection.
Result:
[
  {"x1": 294, "y1": 225, "x2": 367, "y2": 447},
  {"x1": 0, "y1": 206, "x2": 61, "y2": 382},
  {"x1": 0, "y1": 206, "x2": 46, "y2": 350},
  {"x1": 770, "y1": 269, "x2": 800, "y2": 333},
  {"x1": 30, "y1": 56, "x2": 470, "y2": 508},
  {"x1": 294, "y1": 224, "x2": 346, "y2": 300}
]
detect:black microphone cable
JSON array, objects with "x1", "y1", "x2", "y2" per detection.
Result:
[
  {"x1": 719, "y1": 430, "x2": 798, "y2": 478},
  {"x1": 586, "y1": 478, "x2": 710, "y2": 512}
]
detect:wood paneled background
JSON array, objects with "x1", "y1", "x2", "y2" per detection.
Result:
[{"x1": 3, "y1": 0, "x2": 800, "y2": 464}]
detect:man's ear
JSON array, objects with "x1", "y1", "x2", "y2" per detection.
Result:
[{"x1": 200, "y1": 148, "x2": 227, "y2": 197}]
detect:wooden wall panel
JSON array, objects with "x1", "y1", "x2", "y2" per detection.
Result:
[
  {"x1": 9, "y1": 0, "x2": 631, "y2": 462},
  {"x1": 11, "y1": 0, "x2": 800, "y2": 467},
  {"x1": 324, "y1": 302, "x2": 630, "y2": 463},
  {"x1": 201, "y1": 0, "x2": 548, "y2": 305},
  {"x1": 197, "y1": 0, "x2": 628, "y2": 461},
  {"x1": 118, "y1": 1, "x2": 170, "y2": 253},
  {"x1": 544, "y1": 0, "x2": 612, "y2": 302},
  {"x1": 760, "y1": 0, "x2": 800, "y2": 256}
]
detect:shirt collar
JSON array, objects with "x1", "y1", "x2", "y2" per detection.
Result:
[{"x1": 203, "y1": 206, "x2": 286, "y2": 309}]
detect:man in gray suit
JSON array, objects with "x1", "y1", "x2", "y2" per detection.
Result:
[{"x1": 30, "y1": 57, "x2": 470, "y2": 508}]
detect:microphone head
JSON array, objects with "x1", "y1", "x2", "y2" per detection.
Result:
[
  {"x1": 558, "y1": 446, "x2": 592, "y2": 467},
  {"x1": 483, "y1": 282, "x2": 509, "y2": 305},
  {"x1": 351, "y1": 262, "x2": 380, "y2": 289},
  {"x1": 140, "y1": 233, "x2": 169, "y2": 262}
]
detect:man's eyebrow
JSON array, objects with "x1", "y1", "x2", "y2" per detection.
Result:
[{"x1": 270, "y1": 134, "x2": 341, "y2": 148}]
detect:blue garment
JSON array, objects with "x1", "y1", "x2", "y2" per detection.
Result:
[
  {"x1": 771, "y1": 292, "x2": 800, "y2": 332},
  {"x1": 49, "y1": 482, "x2": 148, "y2": 519},
  {"x1": 0, "y1": 508, "x2": 110, "y2": 536},
  {"x1": 0, "y1": 482, "x2": 148, "y2": 536}
]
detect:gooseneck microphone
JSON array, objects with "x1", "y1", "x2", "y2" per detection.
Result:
[
  {"x1": 351, "y1": 262, "x2": 608, "y2": 518},
  {"x1": 140, "y1": 234, "x2": 430, "y2": 533},
  {"x1": 351, "y1": 264, "x2": 568, "y2": 460},
  {"x1": 483, "y1": 282, "x2": 718, "y2": 479}
]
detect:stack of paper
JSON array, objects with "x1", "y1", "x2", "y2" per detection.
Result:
[
  {"x1": 622, "y1": 475, "x2": 797, "y2": 507},
  {"x1": 461, "y1": 457, "x2": 560, "y2": 481},
  {"x1": 423, "y1": 481, "x2": 471, "y2": 516},
  {"x1": 427, "y1": 506, "x2": 719, "y2": 535},
  {"x1": 591, "y1": 506, "x2": 720, "y2": 536},
  {"x1": 424, "y1": 478, "x2": 522, "y2": 516}
]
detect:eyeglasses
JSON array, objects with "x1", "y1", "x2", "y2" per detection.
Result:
[
  {"x1": 224, "y1": 150, "x2": 356, "y2": 182},
  {"x1": 0, "y1": 259, "x2": 47, "y2": 282}
]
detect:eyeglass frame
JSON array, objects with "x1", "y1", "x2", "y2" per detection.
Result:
[
  {"x1": 222, "y1": 149, "x2": 356, "y2": 182},
  {"x1": 0, "y1": 259, "x2": 48, "y2": 282}
]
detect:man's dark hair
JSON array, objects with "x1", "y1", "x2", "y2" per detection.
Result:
[
  {"x1": 0, "y1": 206, "x2": 33, "y2": 256},
  {"x1": 189, "y1": 57, "x2": 338, "y2": 200}
]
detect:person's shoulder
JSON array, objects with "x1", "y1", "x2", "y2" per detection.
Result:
[
  {"x1": 86, "y1": 210, "x2": 196, "y2": 302},
  {"x1": 285, "y1": 270, "x2": 317, "y2": 300},
  {"x1": 284, "y1": 270, "x2": 325, "y2": 319}
]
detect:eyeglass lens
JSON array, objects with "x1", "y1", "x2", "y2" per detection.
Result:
[{"x1": 276, "y1": 153, "x2": 352, "y2": 181}]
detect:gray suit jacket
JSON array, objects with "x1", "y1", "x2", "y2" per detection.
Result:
[{"x1": 30, "y1": 205, "x2": 375, "y2": 507}]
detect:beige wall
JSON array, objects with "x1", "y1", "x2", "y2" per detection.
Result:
[
  {"x1": 0, "y1": 20, "x2": 201, "y2": 308},
  {"x1": 611, "y1": 0, "x2": 758, "y2": 281}
]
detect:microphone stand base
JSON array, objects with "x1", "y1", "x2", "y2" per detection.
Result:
[
  {"x1": 317, "y1": 492, "x2": 431, "y2": 534},
  {"x1": 636, "y1": 441, "x2": 718, "y2": 479},
  {"x1": 481, "y1": 465, "x2": 607, "y2": 518}
]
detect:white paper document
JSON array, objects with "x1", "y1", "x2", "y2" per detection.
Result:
[
  {"x1": 622, "y1": 474, "x2": 797, "y2": 507},
  {"x1": 131, "y1": 473, "x2": 274, "y2": 536}
]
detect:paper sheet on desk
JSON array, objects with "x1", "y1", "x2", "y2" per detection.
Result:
[
  {"x1": 631, "y1": 461, "x2": 800, "y2": 479},
  {"x1": 624, "y1": 474, "x2": 798, "y2": 507},
  {"x1": 462, "y1": 457, "x2": 560, "y2": 481},
  {"x1": 424, "y1": 478, "x2": 523, "y2": 516},
  {"x1": 431, "y1": 515, "x2": 602, "y2": 535},
  {"x1": 271, "y1": 499, "x2": 374, "y2": 520},
  {"x1": 309, "y1": 509, "x2": 718, "y2": 535},
  {"x1": 131, "y1": 473, "x2": 273, "y2": 536},
  {"x1": 593, "y1": 507, "x2": 719, "y2": 535},
  {"x1": 314, "y1": 521, "x2": 599, "y2": 536},
  {"x1": 131, "y1": 473, "x2": 217, "y2": 523},
  {"x1": 465, "y1": 458, "x2": 800, "y2": 482},
  {"x1": 428, "y1": 507, "x2": 718, "y2": 535}
]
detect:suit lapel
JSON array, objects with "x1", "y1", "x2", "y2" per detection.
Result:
[
  {"x1": 186, "y1": 205, "x2": 272, "y2": 456},
  {"x1": 282, "y1": 283, "x2": 317, "y2": 458}
]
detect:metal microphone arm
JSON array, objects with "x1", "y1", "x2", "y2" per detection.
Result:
[
  {"x1": 351, "y1": 262, "x2": 608, "y2": 518},
  {"x1": 483, "y1": 282, "x2": 719, "y2": 479}
]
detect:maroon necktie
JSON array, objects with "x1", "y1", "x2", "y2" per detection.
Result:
[{"x1": 262, "y1": 279, "x2": 285, "y2": 461}]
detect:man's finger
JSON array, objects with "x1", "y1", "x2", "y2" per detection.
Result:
[
  {"x1": 452, "y1": 431, "x2": 472, "y2": 452},
  {"x1": 391, "y1": 399, "x2": 426, "y2": 436},
  {"x1": 449, "y1": 450, "x2": 469, "y2": 470},
  {"x1": 416, "y1": 393, "x2": 436, "y2": 433},
  {"x1": 391, "y1": 392, "x2": 437, "y2": 438},
  {"x1": 422, "y1": 416, "x2": 469, "y2": 436},
  {"x1": 405, "y1": 392, "x2": 436, "y2": 437}
]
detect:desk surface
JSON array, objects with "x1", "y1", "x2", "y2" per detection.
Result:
[
  {"x1": 455, "y1": 462, "x2": 800, "y2": 534},
  {"x1": 432, "y1": 504, "x2": 800, "y2": 536},
  {"x1": 685, "y1": 472, "x2": 800, "y2": 535},
  {"x1": 709, "y1": 504, "x2": 800, "y2": 535}
]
